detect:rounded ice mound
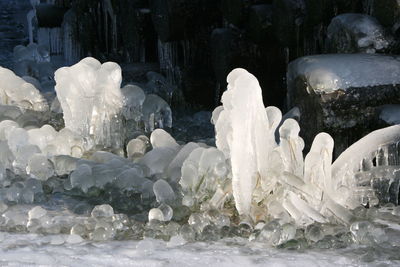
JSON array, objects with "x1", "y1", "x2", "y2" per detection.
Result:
[
  {"x1": 54, "y1": 57, "x2": 124, "y2": 148},
  {"x1": 121, "y1": 84, "x2": 146, "y2": 120},
  {"x1": 126, "y1": 136, "x2": 150, "y2": 160},
  {"x1": 0, "y1": 67, "x2": 49, "y2": 112},
  {"x1": 150, "y1": 129, "x2": 179, "y2": 149},
  {"x1": 26, "y1": 154, "x2": 54, "y2": 181}
]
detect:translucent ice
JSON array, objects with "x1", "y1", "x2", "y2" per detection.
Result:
[
  {"x1": 213, "y1": 68, "x2": 274, "y2": 218},
  {"x1": 0, "y1": 67, "x2": 48, "y2": 111},
  {"x1": 54, "y1": 57, "x2": 124, "y2": 148},
  {"x1": 26, "y1": 154, "x2": 54, "y2": 181},
  {"x1": 153, "y1": 179, "x2": 175, "y2": 204},
  {"x1": 150, "y1": 129, "x2": 179, "y2": 149},
  {"x1": 142, "y1": 94, "x2": 172, "y2": 132}
]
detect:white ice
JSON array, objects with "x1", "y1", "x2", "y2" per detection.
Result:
[{"x1": 287, "y1": 54, "x2": 400, "y2": 95}]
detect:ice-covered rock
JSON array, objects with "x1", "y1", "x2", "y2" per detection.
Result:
[
  {"x1": 287, "y1": 53, "x2": 400, "y2": 155},
  {"x1": 55, "y1": 57, "x2": 124, "y2": 148},
  {"x1": 327, "y1": 13, "x2": 392, "y2": 53}
]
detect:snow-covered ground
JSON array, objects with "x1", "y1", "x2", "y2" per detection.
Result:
[{"x1": 0, "y1": 233, "x2": 391, "y2": 267}]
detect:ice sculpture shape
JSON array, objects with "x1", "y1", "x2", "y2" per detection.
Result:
[
  {"x1": 210, "y1": 68, "x2": 359, "y2": 225},
  {"x1": 0, "y1": 67, "x2": 48, "y2": 112},
  {"x1": 54, "y1": 57, "x2": 124, "y2": 148},
  {"x1": 213, "y1": 68, "x2": 272, "y2": 217}
]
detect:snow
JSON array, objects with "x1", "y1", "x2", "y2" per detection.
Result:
[
  {"x1": 287, "y1": 54, "x2": 400, "y2": 95},
  {"x1": 0, "y1": 234, "x2": 392, "y2": 267}
]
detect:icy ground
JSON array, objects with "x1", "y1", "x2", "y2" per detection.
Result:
[{"x1": 0, "y1": 233, "x2": 390, "y2": 267}]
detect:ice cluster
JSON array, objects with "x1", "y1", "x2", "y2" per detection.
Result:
[
  {"x1": 0, "y1": 67, "x2": 48, "y2": 111},
  {"x1": 0, "y1": 60, "x2": 399, "y2": 251},
  {"x1": 55, "y1": 57, "x2": 172, "y2": 148}
]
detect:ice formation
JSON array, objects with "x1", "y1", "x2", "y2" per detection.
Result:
[
  {"x1": 0, "y1": 58, "x2": 399, "y2": 255},
  {"x1": 210, "y1": 68, "x2": 356, "y2": 225},
  {"x1": 287, "y1": 54, "x2": 400, "y2": 97},
  {"x1": 327, "y1": 13, "x2": 391, "y2": 53},
  {"x1": 55, "y1": 57, "x2": 124, "y2": 148},
  {"x1": 0, "y1": 66, "x2": 48, "y2": 111}
]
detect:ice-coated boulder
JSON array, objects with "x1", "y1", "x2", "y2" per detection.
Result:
[
  {"x1": 287, "y1": 53, "x2": 400, "y2": 155},
  {"x1": 0, "y1": 67, "x2": 48, "y2": 112},
  {"x1": 54, "y1": 57, "x2": 124, "y2": 148},
  {"x1": 327, "y1": 13, "x2": 392, "y2": 53}
]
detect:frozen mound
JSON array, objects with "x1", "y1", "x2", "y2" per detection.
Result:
[
  {"x1": 13, "y1": 43, "x2": 55, "y2": 93},
  {"x1": 0, "y1": 66, "x2": 48, "y2": 112},
  {"x1": 287, "y1": 53, "x2": 400, "y2": 95},
  {"x1": 55, "y1": 57, "x2": 124, "y2": 148},
  {"x1": 327, "y1": 13, "x2": 391, "y2": 53}
]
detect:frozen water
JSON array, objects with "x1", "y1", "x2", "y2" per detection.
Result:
[
  {"x1": 91, "y1": 204, "x2": 114, "y2": 218},
  {"x1": 150, "y1": 129, "x2": 179, "y2": 149},
  {"x1": 55, "y1": 57, "x2": 124, "y2": 148},
  {"x1": 287, "y1": 54, "x2": 400, "y2": 96},
  {"x1": 126, "y1": 136, "x2": 150, "y2": 160},
  {"x1": 327, "y1": 13, "x2": 391, "y2": 53},
  {"x1": 214, "y1": 68, "x2": 272, "y2": 218},
  {"x1": 142, "y1": 94, "x2": 172, "y2": 132},
  {"x1": 26, "y1": 154, "x2": 54, "y2": 181},
  {"x1": 0, "y1": 66, "x2": 48, "y2": 111},
  {"x1": 153, "y1": 179, "x2": 175, "y2": 204}
]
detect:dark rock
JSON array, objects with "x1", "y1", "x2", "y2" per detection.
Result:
[
  {"x1": 149, "y1": 0, "x2": 187, "y2": 42},
  {"x1": 272, "y1": 0, "x2": 306, "y2": 49},
  {"x1": 36, "y1": 4, "x2": 68, "y2": 28},
  {"x1": 211, "y1": 28, "x2": 240, "y2": 91},
  {"x1": 287, "y1": 54, "x2": 400, "y2": 156},
  {"x1": 368, "y1": 0, "x2": 400, "y2": 27},
  {"x1": 220, "y1": 0, "x2": 248, "y2": 26},
  {"x1": 326, "y1": 14, "x2": 392, "y2": 53},
  {"x1": 304, "y1": 0, "x2": 335, "y2": 27},
  {"x1": 246, "y1": 4, "x2": 273, "y2": 45}
]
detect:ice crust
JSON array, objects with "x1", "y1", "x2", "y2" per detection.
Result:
[{"x1": 287, "y1": 54, "x2": 400, "y2": 95}]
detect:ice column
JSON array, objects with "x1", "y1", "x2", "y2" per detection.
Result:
[
  {"x1": 214, "y1": 68, "x2": 272, "y2": 218},
  {"x1": 54, "y1": 57, "x2": 124, "y2": 148}
]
